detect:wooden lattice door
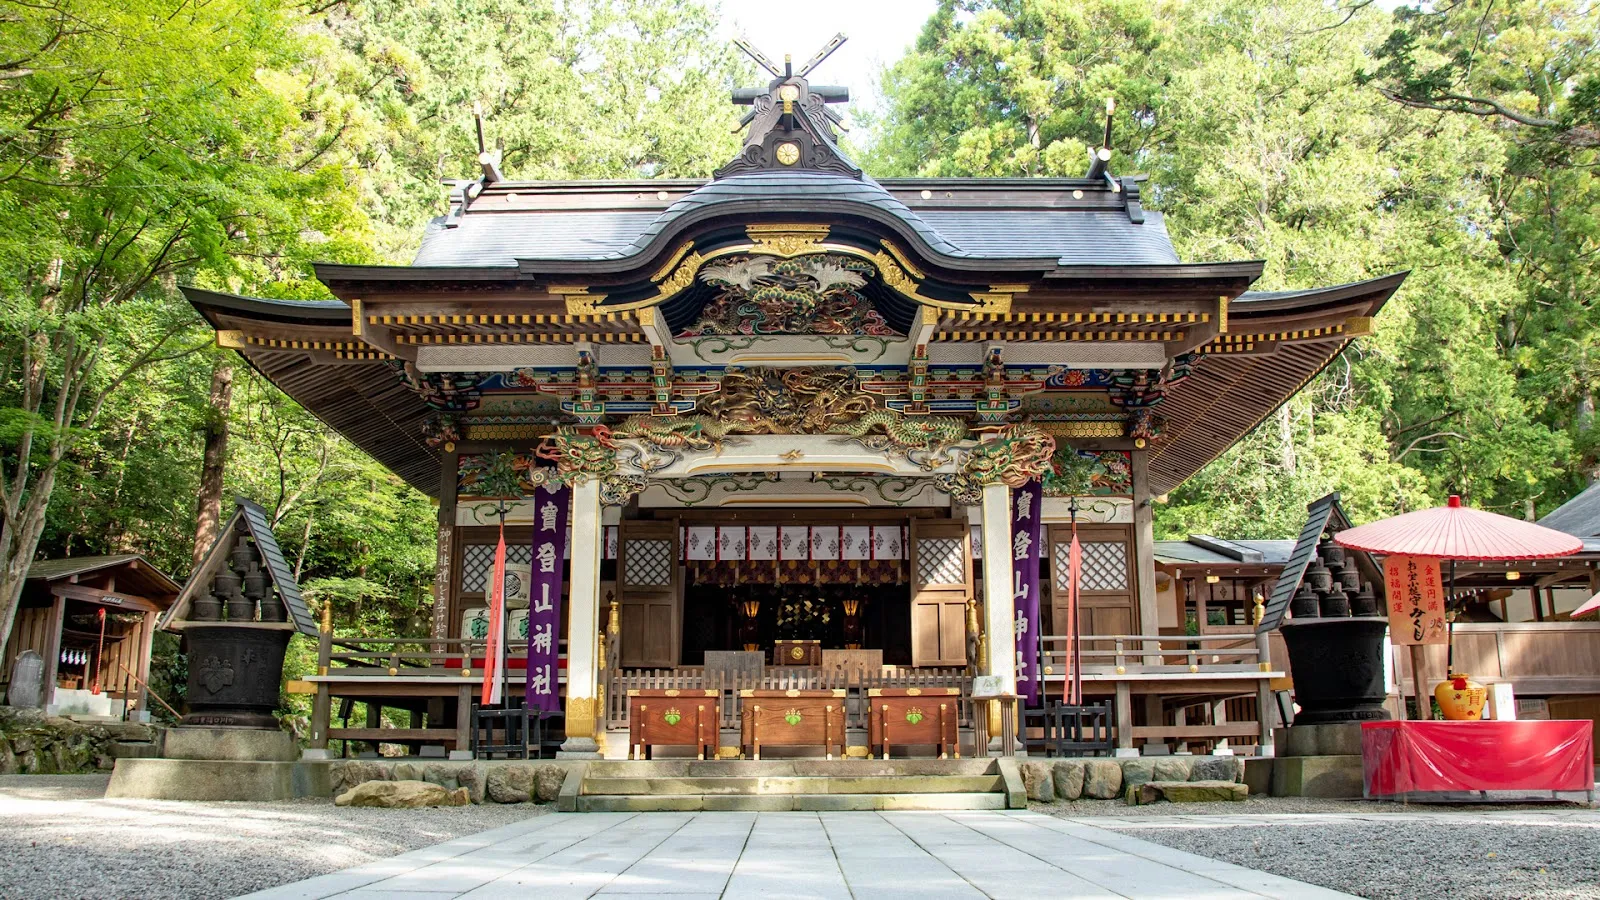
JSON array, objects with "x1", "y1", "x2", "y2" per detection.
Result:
[
  {"x1": 1049, "y1": 524, "x2": 1137, "y2": 646},
  {"x1": 617, "y1": 519, "x2": 681, "y2": 668},
  {"x1": 909, "y1": 518, "x2": 972, "y2": 667}
]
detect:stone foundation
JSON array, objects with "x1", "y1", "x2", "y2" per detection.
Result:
[
  {"x1": 0, "y1": 706, "x2": 163, "y2": 774},
  {"x1": 1017, "y1": 755, "x2": 1247, "y2": 803}
]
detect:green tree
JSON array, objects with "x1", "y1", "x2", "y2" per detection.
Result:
[{"x1": 0, "y1": 0, "x2": 369, "y2": 654}]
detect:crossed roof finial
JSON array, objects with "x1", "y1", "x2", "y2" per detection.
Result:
[{"x1": 718, "y1": 33, "x2": 859, "y2": 180}]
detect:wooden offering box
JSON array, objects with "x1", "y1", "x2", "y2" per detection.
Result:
[
  {"x1": 772, "y1": 640, "x2": 822, "y2": 666},
  {"x1": 739, "y1": 689, "x2": 847, "y2": 760},
  {"x1": 627, "y1": 689, "x2": 719, "y2": 760},
  {"x1": 868, "y1": 687, "x2": 961, "y2": 759}
]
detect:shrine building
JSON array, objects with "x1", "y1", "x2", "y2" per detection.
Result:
[{"x1": 186, "y1": 50, "x2": 1404, "y2": 759}]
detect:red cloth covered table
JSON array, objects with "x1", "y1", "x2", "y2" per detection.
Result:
[{"x1": 1362, "y1": 720, "x2": 1594, "y2": 801}]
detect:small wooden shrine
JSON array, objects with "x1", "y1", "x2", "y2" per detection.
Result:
[
  {"x1": 186, "y1": 40, "x2": 1404, "y2": 757},
  {"x1": 2, "y1": 555, "x2": 180, "y2": 716}
]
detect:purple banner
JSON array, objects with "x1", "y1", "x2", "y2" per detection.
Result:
[
  {"x1": 1012, "y1": 479, "x2": 1044, "y2": 705},
  {"x1": 525, "y1": 483, "x2": 569, "y2": 715}
]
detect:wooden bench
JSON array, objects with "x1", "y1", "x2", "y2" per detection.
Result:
[
  {"x1": 628, "y1": 689, "x2": 719, "y2": 760},
  {"x1": 868, "y1": 687, "x2": 960, "y2": 759},
  {"x1": 739, "y1": 689, "x2": 846, "y2": 760}
]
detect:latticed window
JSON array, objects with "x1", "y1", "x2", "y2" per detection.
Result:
[
  {"x1": 1054, "y1": 541, "x2": 1128, "y2": 592},
  {"x1": 461, "y1": 543, "x2": 533, "y2": 593},
  {"x1": 916, "y1": 537, "x2": 965, "y2": 586},
  {"x1": 623, "y1": 539, "x2": 673, "y2": 587}
]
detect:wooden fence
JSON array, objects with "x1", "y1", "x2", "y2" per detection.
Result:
[{"x1": 603, "y1": 665, "x2": 971, "y2": 732}]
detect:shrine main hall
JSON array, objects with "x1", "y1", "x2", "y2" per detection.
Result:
[{"x1": 188, "y1": 55, "x2": 1402, "y2": 760}]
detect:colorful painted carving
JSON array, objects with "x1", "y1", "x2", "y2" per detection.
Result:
[
  {"x1": 698, "y1": 367, "x2": 874, "y2": 433},
  {"x1": 609, "y1": 413, "x2": 734, "y2": 452},
  {"x1": 1042, "y1": 448, "x2": 1134, "y2": 497},
  {"x1": 935, "y1": 423, "x2": 1057, "y2": 502},
  {"x1": 679, "y1": 254, "x2": 899, "y2": 337},
  {"x1": 830, "y1": 409, "x2": 968, "y2": 461}
]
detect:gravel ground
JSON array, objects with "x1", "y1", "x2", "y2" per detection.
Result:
[
  {"x1": 0, "y1": 774, "x2": 548, "y2": 900},
  {"x1": 1035, "y1": 798, "x2": 1600, "y2": 899}
]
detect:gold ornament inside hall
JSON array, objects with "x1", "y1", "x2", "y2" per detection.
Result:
[{"x1": 776, "y1": 142, "x2": 800, "y2": 166}]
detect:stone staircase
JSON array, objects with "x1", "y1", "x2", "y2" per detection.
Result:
[{"x1": 576, "y1": 759, "x2": 1015, "y2": 812}]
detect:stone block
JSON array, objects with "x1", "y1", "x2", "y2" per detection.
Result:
[
  {"x1": 1152, "y1": 758, "x2": 1192, "y2": 783},
  {"x1": 329, "y1": 760, "x2": 390, "y2": 796},
  {"x1": 335, "y1": 779, "x2": 466, "y2": 808},
  {"x1": 995, "y1": 758, "x2": 1028, "y2": 809},
  {"x1": 1120, "y1": 758, "x2": 1157, "y2": 793},
  {"x1": 1052, "y1": 760, "x2": 1086, "y2": 800},
  {"x1": 109, "y1": 741, "x2": 159, "y2": 759},
  {"x1": 1082, "y1": 760, "x2": 1122, "y2": 799},
  {"x1": 486, "y1": 763, "x2": 536, "y2": 803},
  {"x1": 1138, "y1": 780, "x2": 1248, "y2": 804},
  {"x1": 106, "y1": 759, "x2": 316, "y2": 801},
  {"x1": 162, "y1": 727, "x2": 296, "y2": 762},
  {"x1": 535, "y1": 764, "x2": 565, "y2": 803},
  {"x1": 1190, "y1": 756, "x2": 1241, "y2": 783},
  {"x1": 456, "y1": 764, "x2": 486, "y2": 803},
  {"x1": 1019, "y1": 761, "x2": 1054, "y2": 802},
  {"x1": 392, "y1": 761, "x2": 424, "y2": 782},
  {"x1": 1270, "y1": 754, "x2": 1365, "y2": 799},
  {"x1": 1242, "y1": 756, "x2": 1274, "y2": 797},
  {"x1": 1275, "y1": 723, "x2": 1366, "y2": 757}
]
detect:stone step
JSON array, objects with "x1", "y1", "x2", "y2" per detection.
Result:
[
  {"x1": 575, "y1": 792, "x2": 1007, "y2": 813},
  {"x1": 581, "y1": 774, "x2": 1005, "y2": 796},
  {"x1": 583, "y1": 759, "x2": 997, "y2": 779}
]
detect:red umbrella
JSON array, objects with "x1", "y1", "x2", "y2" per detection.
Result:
[
  {"x1": 1336, "y1": 494, "x2": 1581, "y2": 699},
  {"x1": 1335, "y1": 495, "x2": 1581, "y2": 560}
]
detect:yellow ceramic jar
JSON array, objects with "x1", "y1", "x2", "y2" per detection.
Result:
[{"x1": 1434, "y1": 673, "x2": 1489, "y2": 720}]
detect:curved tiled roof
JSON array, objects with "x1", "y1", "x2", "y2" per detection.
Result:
[{"x1": 411, "y1": 172, "x2": 1178, "y2": 270}]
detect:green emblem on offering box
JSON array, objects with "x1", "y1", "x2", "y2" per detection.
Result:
[
  {"x1": 784, "y1": 709, "x2": 803, "y2": 726},
  {"x1": 904, "y1": 707, "x2": 924, "y2": 725},
  {"x1": 663, "y1": 708, "x2": 682, "y2": 726}
]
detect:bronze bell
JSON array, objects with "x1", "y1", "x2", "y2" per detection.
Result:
[
  {"x1": 1290, "y1": 584, "x2": 1320, "y2": 618},
  {"x1": 1320, "y1": 585, "x2": 1351, "y2": 618},
  {"x1": 1351, "y1": 582, "x2": 1380, "y2": 617}
]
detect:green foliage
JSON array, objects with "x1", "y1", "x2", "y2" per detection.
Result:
[{"x1": 874, "y1": 0, "x2": 1596, "y2": 534}]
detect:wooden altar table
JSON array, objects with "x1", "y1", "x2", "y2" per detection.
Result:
[
  {"x1": 739, "y1": 689, "x2": 847, "y2": 760},
  {"x1": 628, "y1": 689, "x2": 719, "y2": 760},
  {"x1": 868, "y1": 686, "x2": 960, "y2": 759}
]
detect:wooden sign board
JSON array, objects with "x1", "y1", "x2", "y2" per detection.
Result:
[{"x1": 1383, "y1": 555, "x2": 1448, "y2": 645}]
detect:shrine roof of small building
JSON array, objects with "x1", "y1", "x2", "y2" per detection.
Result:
[
  {"x1": 1154, "y1": 537, "x2": 1296, "y2": 567},
  {"x1": 406, "y1": 172, "x2": 1181, "y2": 271}
]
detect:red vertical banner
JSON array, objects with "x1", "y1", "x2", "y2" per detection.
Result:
[
  {"x1": 480, "y1": 526, "x2": 508, "y2": 705},
  {"x1": 1066, "y1": 531, "x2": 1083, "y2": 705}
]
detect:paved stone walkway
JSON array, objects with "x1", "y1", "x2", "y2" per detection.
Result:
[{"x1": 241, "y1": 809, "x2": 1354, "y2": 899}]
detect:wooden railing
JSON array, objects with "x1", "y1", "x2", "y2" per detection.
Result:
[
  {"x1": 316, "y1": 636, "x2": 569, "y2": 677},
  {"x1": 1038, "y1": 632, "x2": 1273, "y2": 677},
  {"x1": 602, "y1": 665, "x2": 971, "y2": 732},
  {"x1": 1396, "y1": 621, "x2": 1600, "y2": 695}
]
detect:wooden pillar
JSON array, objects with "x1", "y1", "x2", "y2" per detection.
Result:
[
  {"x1": 560, "y1": 478, "x2": 604, "y2": 757},
  {"x1": 979, "y1": 484, "x2": 1015, "y2": 687},
  {"x1": 456, "y1": 684, "x2": 472, "y2": 753},
  {"x1": 1256, "y1": 630, "x2": 1276, "y2": 755},
  {"x1": 1114, "y1": 681, "x2": 1134, "y2": 755},
  {"x1": 42, "y1": 595, "x2": 66, "y2": 710},
  {"x1": 1131, "y1": 449, "x2": 1160, "y2": 664},
  {"x1": 311, "y1": 685, "x2": 331, "y2": 750},
  {"x1": 433, "y1": 449, "x2": 460, "y2": 641},
  {"x1": 1409, "y1": 644, "x2": 1429, "y2": 719},
  {"x1": 1211, "y1": 697, "x2": 1230, "y2": 755},
  {"x1": 134, "y1": 611, "x2": 156, "y2": 713}
]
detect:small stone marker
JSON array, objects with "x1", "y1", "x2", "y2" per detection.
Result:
[
  {"x1": 6, "y1": 651, "x2": 43, "y2": 709},
  {"x1": 1133, "y1": 779, "x2": 1248, "y2": 805}
]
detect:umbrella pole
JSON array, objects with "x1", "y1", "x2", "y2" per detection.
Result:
[{"x1": 1409, "y1": 645, "x2": 1428, "y2": 720}]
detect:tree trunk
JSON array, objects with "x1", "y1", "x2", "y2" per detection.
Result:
[{"x1": 192, "y1": 358, "x2": 235, "y2": 571}]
